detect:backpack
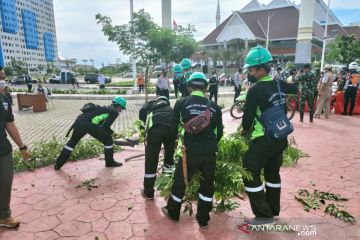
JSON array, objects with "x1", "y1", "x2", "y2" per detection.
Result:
[
  {"x1": 257, "y1": 80, "x2": 293, "y2": 141},
  {"x1": 184, "y1": 100, "x2": 211, "y2": 135},
  {"x1": 80, "y1": 103, "x2": 100, "y2": 113}
]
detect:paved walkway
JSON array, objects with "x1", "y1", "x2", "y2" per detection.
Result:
[
  {"x1": 0, "y1": 112, "x2": 359, "y2": 240},
  {"x1": 11, "y1": 96, "x2": 234, "y2": 146}
]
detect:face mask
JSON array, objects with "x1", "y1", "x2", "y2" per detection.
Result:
[{"x1": 247, "y1": 73, "x2": 257, "y2": 83}]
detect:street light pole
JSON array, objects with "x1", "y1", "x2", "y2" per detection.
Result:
[
  {"x1": 130, "y1": 0, "x2": 137, "y2": 88},
  {"x1": 320, "y1": 0, "x2": 330, "y2": 71}
]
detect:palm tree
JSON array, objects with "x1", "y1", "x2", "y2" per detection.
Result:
[
  {"x1": 90, "y1": 59, "x2": 95, "y2": 67},
  {"x1": 82, "y1": 59, "x2": 88, "y2": 73}
]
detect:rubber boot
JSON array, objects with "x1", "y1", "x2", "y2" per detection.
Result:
[
  {"x1": 104, "y1": 147, "x2": 123, "y2": 167},
  {"x1": 299, "y1": 111, "x2": 304, "y2": 123},
  {"x1": 309, "y1": 111, "x2": 314, "y2": 123},
  {"x1": 54, "y1": 148, "x2": 72, "y2": 170}
]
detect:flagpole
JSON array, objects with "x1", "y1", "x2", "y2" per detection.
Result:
[
  {"x1": 320, "y1": 0, "x2": 330, "y2": 71},
  {"x1": 130, "y1": 0, "x2": 137, "y2": 89}
]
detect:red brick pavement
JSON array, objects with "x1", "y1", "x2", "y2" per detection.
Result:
[{"x1": 0, "y1": 112, "x2": 359, "y2": 240}]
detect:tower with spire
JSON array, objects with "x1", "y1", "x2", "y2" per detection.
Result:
[{"x1": 216, "y1": 0, "x2": 221, "y2": 27}]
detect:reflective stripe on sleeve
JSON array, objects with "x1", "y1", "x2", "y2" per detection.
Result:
[{"x1": 104, "y1": 145, "x2": 113, "y2": 149}]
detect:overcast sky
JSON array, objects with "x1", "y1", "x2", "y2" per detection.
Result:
[{"x1": 53, "y1": 0, "x2": 360, "y2": 67}]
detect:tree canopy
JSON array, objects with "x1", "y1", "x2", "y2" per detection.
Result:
[
  {"x1": 326, "y1": 35, "x2": 360, "y2": 66},
  {"x1": 96, "y1": 9, "x2": 198, "y2": 68}
]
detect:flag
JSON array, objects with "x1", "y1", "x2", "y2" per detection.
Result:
[{"x1": 173, "y1": 19, "x2": 178, "y2": 29}]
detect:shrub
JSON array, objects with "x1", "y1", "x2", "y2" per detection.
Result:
[{"x1": 13, "y1": 137, "x2": 121, "y2": 172}]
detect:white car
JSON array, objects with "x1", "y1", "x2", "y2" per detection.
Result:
[{"x1": 48, "y1": 75, "x2": 61, "y2": 83}]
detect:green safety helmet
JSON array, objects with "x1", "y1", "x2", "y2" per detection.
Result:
[
  {"x1": 181, "y1": 58, "x2": 192, "y2": 70},
  {"x1": 112, "y1": 96, "x2": 126, "y2": 109},
  {"x1": 173, "y1": 64, "x2": 182, "y2": 73},
  {"x1": 186, "y1": 72, "x2": 208, "y2": 86},
  {"x1": 243, "y1": 45, "x2": 273, "y2": 69}
]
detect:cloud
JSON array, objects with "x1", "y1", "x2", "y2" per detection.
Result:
[{"x1": 53, "y1": 0, "x2": 359, "y2": 67}]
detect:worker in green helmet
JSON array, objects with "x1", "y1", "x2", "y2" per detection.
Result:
[
  {"x1": 241, "y1": 46, "x2": 298, "y2": 226},
  {"x1": 161, "y1": 72, "x2": 223, "y2": 229},
  {"x1": 173, "y1": 64, "x2": 183, "y2": 99},
  {"x1": 179, "y1": 58, "x2": 192, "y2": 97},
  {"x1": 54, "y1": 96, "x2": 127, "y2": 170}
]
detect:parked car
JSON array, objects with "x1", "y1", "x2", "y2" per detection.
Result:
[
  {"x1": 48, "y1": 74, "x2": 61, "y2": 83},
  {"x1": 49, "y1": 71, "x2": 77, "y2": 84},
  {"x1": 11, "y1": 76, "x2": 37, "y2": 85},
  {"x1": 84, "y1": 73, "x2": 111, "y2": 84}
]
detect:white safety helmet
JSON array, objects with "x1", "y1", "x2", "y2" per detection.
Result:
[{"x1": 349, "y1": 62, "x2": 358, "y2": 70}]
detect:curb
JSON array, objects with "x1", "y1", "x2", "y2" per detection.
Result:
[{"x1": 12, "y1": 92, "x2": 236, "y2": 101}]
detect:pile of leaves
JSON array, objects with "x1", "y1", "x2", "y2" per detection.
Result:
[
  {"x1": 295, "y1": 189, "x2": 356, "y2": 223},
  {"x1": 114, "y1": 119, "x2": 146, "y2": 143},
  {"x1": 13, "y1": 137, "x2": 121, "y2": 172},
  {"x1": 155, "y1": 130, "x2": 306, "y2": 214},
  {"x1": 76, "y1": 178, "x2": 99, "y2": 191}
]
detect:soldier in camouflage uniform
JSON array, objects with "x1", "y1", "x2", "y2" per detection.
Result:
[{"x1": 295, "y1": 64, "x2": 318, "y2": 123}]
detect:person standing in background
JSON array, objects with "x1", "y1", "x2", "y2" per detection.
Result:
[
  {"x1": 233, "y1": 68, "x2": 244, "y2": 102},
  {"x1": 25, "y1": 73, "x2": 32, "y2": 93},
  {"x1": 137, "y1": 73, "x2": 145, "y2": 93},
  {"x1": 208, "y1": 71, "x2": 219, "y2": 104},
  {"x1": 98, "y1": 74, "x2": 106, "y2": 90}
]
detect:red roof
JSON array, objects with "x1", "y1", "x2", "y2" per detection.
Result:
[
  {"x1": 202, "y1": 6, "x2": 327, "y2": 45},
  {"x1": 344, "y1": 26, "x2": 360, "y2": 39}
]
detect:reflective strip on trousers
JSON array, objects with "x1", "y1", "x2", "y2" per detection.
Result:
[
  {"x1": 64, "y1": 145, "x2": 74, "y2": 151},
  {"x1": 171, "y1": 194, "x2": 182, "y2": 203},
  {"x1": 104, "y1": 145, "x2": 113, "y2": 149},
  {"x1": 144, "y1": 173, "x2": 156, "y2": 178},
  {"x1": 265, "y1": 182, "x2": 281, "y2": 188},
  {"x1": 199, "y1": 193, "x2": 213, "y2": 202},
  {"x1": 245, "y1": 185, "x2": 264, "y2": 193}
]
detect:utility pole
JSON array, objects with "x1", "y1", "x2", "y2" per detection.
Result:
[{"x1": 320, "y1": 0, "x2": 330, "y2": 71}]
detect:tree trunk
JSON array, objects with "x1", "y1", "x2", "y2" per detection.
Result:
[{"x1": 144, "y1": 66, "x2": 149, "y2": 103}]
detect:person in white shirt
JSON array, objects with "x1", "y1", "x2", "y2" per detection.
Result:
[
  {"x1": 156, "y1": 72, "x2": 170, "y2": 99},
  {"x1": 233, "y1": 68, "x2": 245, "y2": 102},
  {"x1": 98, "y1": 74, "x2": 106, "y2": 89},
  {"x1": 34, "y1": 83, "x2": 49, "y2": 102}
]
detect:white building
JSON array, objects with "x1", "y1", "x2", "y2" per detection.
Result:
[{"x1": 0, "y1": 0, "x2": 58, "y2": 68}]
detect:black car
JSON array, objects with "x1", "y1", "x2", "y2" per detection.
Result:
[
  {"x1": 84, "y1": 73, "x2": 111, "y2": 84},
  {"x1": 11, "y1": 76, "x2": 37, "y2": 85}
]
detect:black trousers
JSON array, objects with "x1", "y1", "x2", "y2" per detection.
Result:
[
  {"x1": 234, "y1": 86, "x2": 241, "y2": 102},
  {"x1": 27, "y1": 84, "x2": 32, "y2": 93},
  {"x1": 157, "y1": 88, "x2": 170, "y2": 99},
  {"x1": 344, "y1": 87, "x2": 357, "y2": 114},
  {"x1": 0, "y1": 153, "x2": 13, "y2": 219},
  {"x1": 166, "y1": 153, "x2": 216, "y2": 224},
  {"x1": 138, "y1": 85, "x2": 144, "y2": 93},
  {"x1": 56, "y1": 121, "x2": 114, "y2": 166},
  {"x1": 209, "y1": 91, "x2": 218, "y2": 104},
  {"x1": 243, "y1": 136, "x2": 287, "y2": 218},
  {"x1": 143, "y1": 125, "x2": 175, "y2": 196},
  {"x1": 174, "y1": 85, "x2": 179, "y2": 99}
]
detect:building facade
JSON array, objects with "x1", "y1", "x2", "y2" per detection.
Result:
[
  {"x1": 0, "y1": 0, "x2": 58, "y2": 68},
  {"x1": 201, "y1": 0, "x2": 360, "y2": 67}
]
